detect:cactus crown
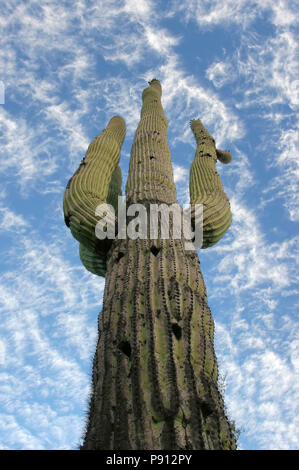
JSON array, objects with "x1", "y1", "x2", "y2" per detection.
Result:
[
  {"x1": 190, "y1": 119, "x2": 232, "y2": 164},
  {"x1": 148, "y1": 78, "x2": 160, "y2": 84},
  {"x1": 142, "y1": 78, "x2": 162, "y2": 102}
]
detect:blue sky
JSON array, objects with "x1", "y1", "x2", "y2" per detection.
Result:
[{"x1": 0, "y1": 0, "x2": 298, "y2": 450}]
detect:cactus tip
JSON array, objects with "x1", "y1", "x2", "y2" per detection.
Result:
[
  {"x1": 190, "y1": 118, "x2": 198, "y2": 128},
  {"x1": 216, "y1": 149, "x2": 232, "y2": 164},
  {"x1": 148, "y1": 78, "x2": 160, "y2": 85}
]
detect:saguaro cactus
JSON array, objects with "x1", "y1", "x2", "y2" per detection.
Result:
[{"x1": 63, "y1": 80, "x2": 235, "y2": 449}]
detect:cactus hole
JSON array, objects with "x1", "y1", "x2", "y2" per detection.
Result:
[
  {"x1": 201, "y1": 401, "x2": 213, "y2": 418},
  {"x1": 171, "y1": 323, "x2": 182, "y2": 340},
  {"x1": 117, "y1": 252, "x2": 124, "y2": 262},
  {"x1": 150, "y1": 246, "x2": 160, "y2": 256},
  {"x1": 118, "y1": 341, "x2": 131, "y2": 359}
]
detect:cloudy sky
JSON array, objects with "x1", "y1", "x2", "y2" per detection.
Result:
[{"x1": 0, "y1": 0, "x2": 298, "y2": 450}]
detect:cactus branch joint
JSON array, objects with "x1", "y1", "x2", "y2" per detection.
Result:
[{"x1": 63, "y1": 79, "x2": 236, "y2": 449}]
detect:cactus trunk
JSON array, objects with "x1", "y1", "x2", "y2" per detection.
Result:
[{"x1": 80, "y1": 81, "x2": 236, "y2": 450}]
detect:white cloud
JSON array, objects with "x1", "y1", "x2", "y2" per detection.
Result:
[
  {"x1": 200, "y1": 186, "x2": 298, "y2": 449},
  {"x1": 123, "y1": 0, "x2": 153, "y2": 18},
  {"x1": 170, "y1": 0, "x2": 259, "y2": 27},
  {"x1": 263, "y1": 128, "x2": 299, "y2": 221},
  {"x1": 95, "y1": 77, "x2": 142, "y2": 134},
  {"x1": 0, "y1": 406, "x2": 84, "y2": 450},
  {"x1": 172, "y1": 163, "x2": 190, "y2": 205},
  {"x1": 0, "y1": 340, "x2": 6, "y2": 365},
  {"x1": 144, "y1": 26, "x2": 181, "y2": 56},
  {"x1": 102, "y1": 33, "x2": 144, "y2": 67},
  {"x1": 173, "y1": 163, "x2": 188, "y2": 183},
  {"x1": 0, "y1": 205, "x2": 28, "y2": 232},
  {"x1": 212, "y1": 197, "x2": 297, "y2": 292},
  {"x1": 206, "y1": 61, "x2": 236, "y2": 88},
  {"x1": 0, "y1": 228, "x2": 104, "y2": 448},
  {"x1": 154, "y1": 56, "x2": 244, "y2": 148},
  {"x1": 44, "y1": 103, "x2": 89, "y2": 162},
  {"x1": 0, "y1": 415, "x2": 44, "y2": 450},
  {"x1": 171, "y1": 0, "x2": 298, "y2": 28},
  {"x1": 259, "y1": 0, "x2": 297, "y2": 27},
  {"x1": 224, "y1": 149, "x2": 254, "y2": 197},
  {"x1": 0, "y1": 109, "x2": 57, "y2": 192},
  {"x1": 215, "y1": 321, "x2": 299, "y2": 449},
  {"x1": 221, "y1": 26, "x2": 299, "y2": 223},
  {"x1": 200, "y1": 190, "x2": 299, "y2": 392},
  {"x1": 207, "y1": 31, "x2": 298, "y2": 115}
]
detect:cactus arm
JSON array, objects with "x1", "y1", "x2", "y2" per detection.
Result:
[
  {"x1": 79, "y1": 243, "x2": 107, "y2": 277},
  {"x1": 63, "y1": 116, "x2": 125, "y2": 277},
  {"x1": 216, "y1": 148, "x2": 232, "y2": 164},
  {"x1": 63, "y1": 116, "x2": 126, "y2": 255},
  {"x1": 78, "y1": 165, "x2": 123, "y2": 277},
  {"x1": 189, "y1": 119, "x2": 232, "y2": 248}
]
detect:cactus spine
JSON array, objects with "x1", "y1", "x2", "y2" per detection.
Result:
[{"x1": 63, "y1": 80, "x2": 235, "y2": 449}]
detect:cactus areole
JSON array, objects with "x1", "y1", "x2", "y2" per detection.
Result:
[{"x1": 63, "y1": 79, "x2": 236, "y2": 450}]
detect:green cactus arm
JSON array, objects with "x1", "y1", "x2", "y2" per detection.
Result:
[
  {"x1": 126, "y1": 79, "x2": 177, "y2": 205},
  {"x1": 78, "y1": 164, "x2": 123, "y2": 277},
  {"x1": 63, "y1": 116, "x2": 126, "y2": 255},
  {"x1": 189, "y1": 119, "x2": 232, "y2": 248},
  {"x1": 79, "y1": 243, "x2": 107, "y2": 277},
  {"x1": 216, "y1": 148, "x2": 232, "y2": 164}
]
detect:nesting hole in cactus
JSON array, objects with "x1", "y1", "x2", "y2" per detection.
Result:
[
  {"x1": 201, "y1": 401, "x2": 213, "y2": 418},
  {"x1": 150, "y1": 156, "x2": 155, "y2": 160},
  {"x1": 150, "y1": 246, "x2": 160, "y2": 256},
  {"x1": 118, "y1": 341, "x2": 131, "y2": 359},
  {"x1": 116, "y1": 252, "x2": 124, "y2": 262},
  {"x1": 171, "y1": 323, "x2": 182, "y2": 340}
]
